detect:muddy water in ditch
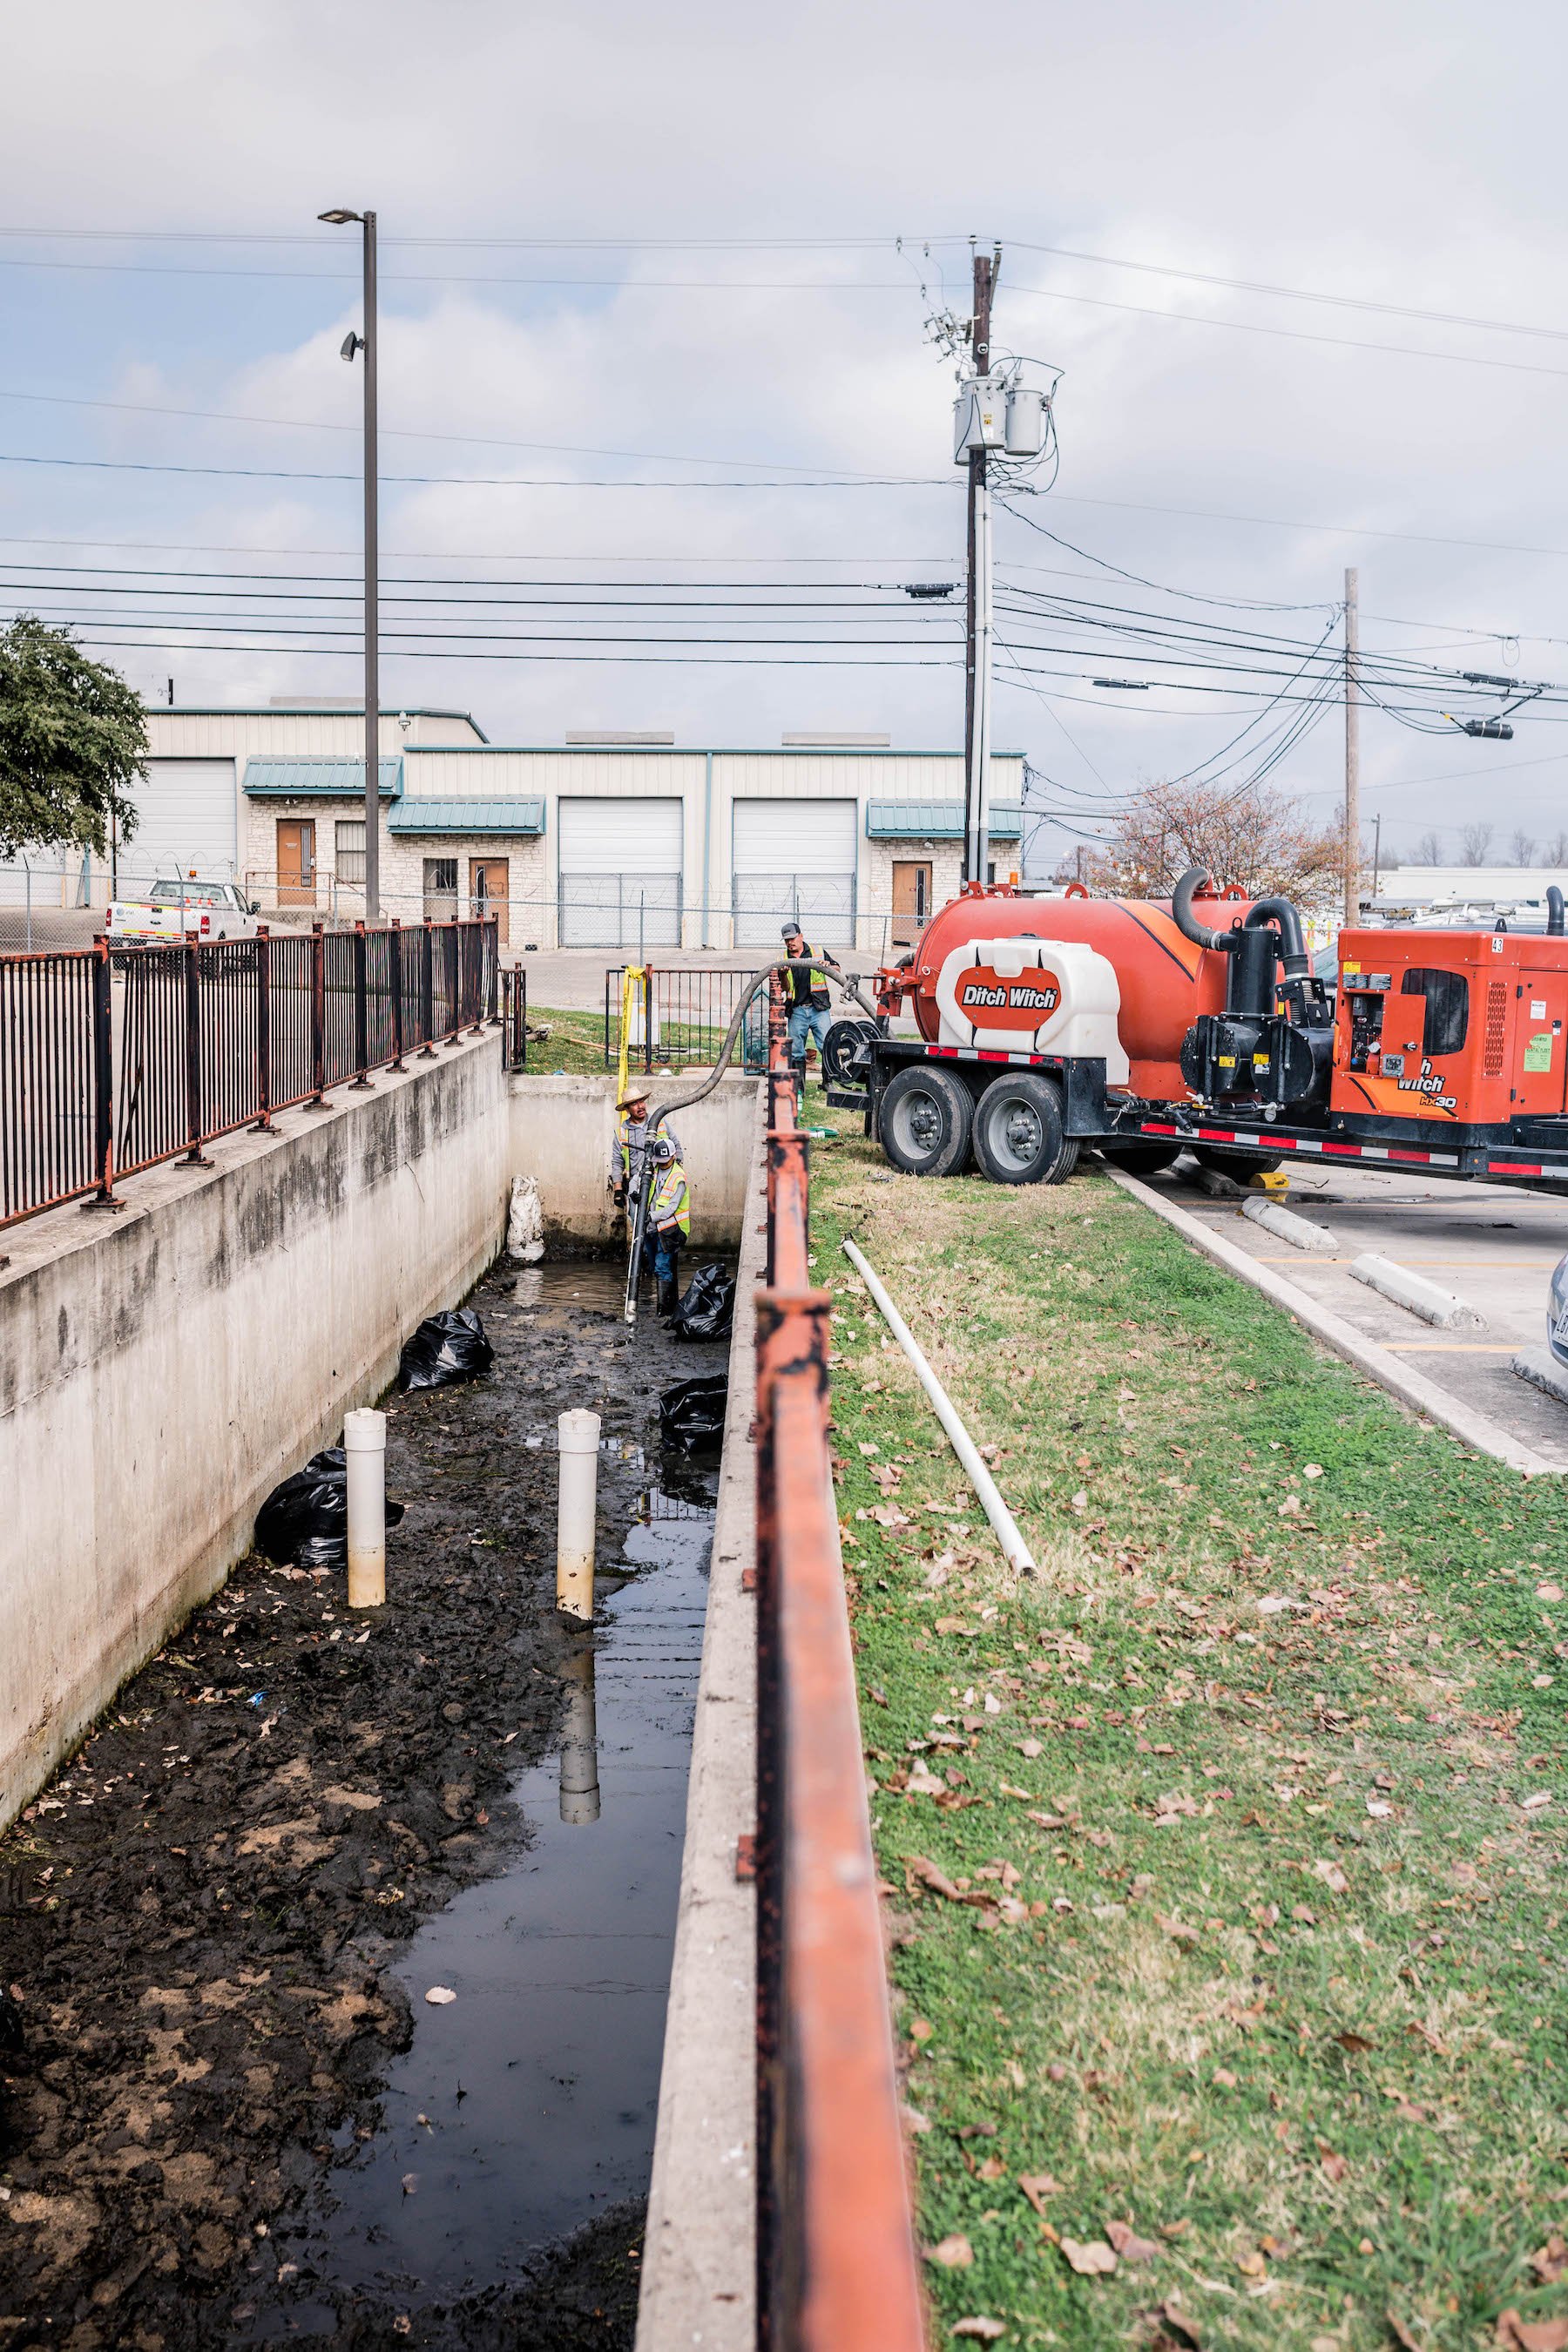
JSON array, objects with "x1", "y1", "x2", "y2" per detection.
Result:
[{"x1": 0, "y1": 1254, "x2": 725, "y2": 2352}]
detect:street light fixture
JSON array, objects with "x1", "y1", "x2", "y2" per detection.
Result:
[{"x1": 319, "y1": 205, "x2": 380, "y2": 920}]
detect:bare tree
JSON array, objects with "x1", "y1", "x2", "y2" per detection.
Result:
[
  {"x1": 1088, "y1": 778, "x2": 1349, "y2": 913},
  {"x1": 1459, "y1": 821, "x2": 1494, "y2": 867},
  {"x1": 1415, "y1": 829, "x2": 1443, "y2": 864},
  {"x1": 1511, "y1": 828, "x2": 1538, "y2": 865},
  {"x1": 1543, "y1": 832, "x2": 1568, "y2": 866}
]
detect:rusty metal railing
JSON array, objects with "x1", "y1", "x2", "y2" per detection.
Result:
[
  {"x1": 0, "y1": 916, "x2": 499, "y2": 1234},
  {"x1": 755, "y1": 972, "x2": 924, "y2": 2350}
]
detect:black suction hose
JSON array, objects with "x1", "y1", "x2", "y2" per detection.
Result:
[
  {"x1": 1549, "y1": 886, "x2": 1565, "y2": 936},
  {"x1": 1170, "y1": 868, "x2": 1236, "y2": 954},
  {"x1": 1242, "y1": 894, "x2": 1311, "y2": 980},
  {"x1": 648, "y1": 957, "x2": 882, "y2": 1134}
]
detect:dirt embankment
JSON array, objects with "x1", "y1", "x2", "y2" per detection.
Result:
[{"x1": 0, "y1": 1256, "x2": 715, "y2": 2350}]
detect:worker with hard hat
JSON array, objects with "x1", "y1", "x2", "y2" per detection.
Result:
[
  {"x1": 780, "y1": 921, "x2": 842, "y2": 1087},
  {"x1": 643, "y1": 1133, "x2": 691, "y2": 1315}
]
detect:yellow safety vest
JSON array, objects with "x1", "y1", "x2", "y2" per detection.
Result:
[{"x1": 649, "y1": 1157, "x2": 690, "y2": 1236}]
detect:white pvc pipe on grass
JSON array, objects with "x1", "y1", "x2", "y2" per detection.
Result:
[{"x1": 841, "y1": 1237, "x2": 1037, "y2": 1575}]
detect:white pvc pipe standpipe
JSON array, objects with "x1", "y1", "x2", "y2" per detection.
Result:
[
  {"x1": 343, "y1": 1408, "x2": 387, "y2": 1609},
  {"x1": 556, "y1": 1409, "x2": 600, "y2": 1620},
  {"x1": 841, "y1": 1238, "x2": 1037, "y2": 1576}
]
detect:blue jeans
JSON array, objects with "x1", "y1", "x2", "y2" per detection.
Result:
[
  {"x1": 642, "y1": 1223, "x2": 683, "y2": 1285},
  {"x1": 787, "y1": 1002, "x2": 831, "y2": 1070}
]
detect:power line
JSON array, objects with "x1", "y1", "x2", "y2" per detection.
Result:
[{"x1": 0, "y1": 449, "x2": 950, "y2": 490}]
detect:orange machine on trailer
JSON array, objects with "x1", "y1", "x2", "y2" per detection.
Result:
[{"x1": 821, "y1": 871, "x2": 1568, "y2": 1190}]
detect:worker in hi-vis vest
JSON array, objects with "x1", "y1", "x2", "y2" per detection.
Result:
[
  {"x1": 780, "y1": 920, "x2": 841, "y2": 1085},
  {"x1": 642, "y1": 1135, "x2": 691, "y2": 1315},
  {"x1": 611, "y1": 1084, "x2": 681, "y2": 1217}
]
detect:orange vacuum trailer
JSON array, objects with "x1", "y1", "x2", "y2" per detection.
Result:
[{"x1": 819, "y1": 871, "x2": 1568, "y2": 1192}]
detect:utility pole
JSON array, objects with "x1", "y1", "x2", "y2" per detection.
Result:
[
  {"x1": 1372, "y1": 812, "x2": 1382, "y2": 902},
  {"x1": 1343, "y1": 564, "x2": 1360, "y2": 927},
  {"x1": 963, "y1": 247, "x2": 997, "y2": 889},
  {"x1": 320, "y1": 206, "x2": 381, "y2": 920}
]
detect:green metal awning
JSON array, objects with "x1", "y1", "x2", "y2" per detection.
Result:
[
  {"x1": 866, "y1": 799, "x2": 1022, "y2": 840},
  {"x1": 244, "y1": 757, "x2": 402, "y2": 796},
  {"x1": 389, "y1": 798, "x2": 546, "y2": 835}
]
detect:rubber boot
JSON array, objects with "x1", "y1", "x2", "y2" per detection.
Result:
[{"x1": 656, "y1": 1274, "x2": 678, "y2": 1318}]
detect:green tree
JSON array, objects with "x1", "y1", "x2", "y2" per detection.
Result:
[{"x1": 0, "y1": 615, "x2": 146, "y2": 860}]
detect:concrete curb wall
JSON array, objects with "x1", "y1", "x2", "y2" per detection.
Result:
[
  {"x1": 1514, "y1": 1345, "x2": 1568, "y2": 1409},
  {"x1": 508, "y1": 1071, "x2": 758, "y2": 1249},
  {"x1": 1350, "y1": 1251, "x2": 1486, "y2": 1330},
  {"x1": 0, "y1": 1035, "x2": 510, "y2": 1831},
  {"x1": 636, "y1": 1092, "x2": 761, "y2": 2349},
  {"x1": 1104, "y1": 1166, "x2": 1562, "y2": 1478}
]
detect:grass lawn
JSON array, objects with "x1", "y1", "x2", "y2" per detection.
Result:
[{"x1": 808, "y1": 1102, "x2": 1568, "y2": 2352}]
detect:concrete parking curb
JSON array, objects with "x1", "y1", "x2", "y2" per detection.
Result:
[
  {"x1": 1104, "y1": 1166, "x2": 1562, "y2": 1478},
  {"x1": 1350, "y1": 1252, "x2": 1486, "y2": 1330},
  {"x1": 1241, "y1": 1196, "x2": 1340, "y2": 1254},
  {"x1": 636, "y1": 1092, "x2": 762, "y2": 2350},
  {"x1": 1513, "y1": 1345, "x2": 1568, "y2": 1410}
]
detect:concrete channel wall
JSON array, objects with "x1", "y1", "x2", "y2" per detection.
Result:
[
  {"x1": 508, "y1": 1071, "x2": 758, "y2": 1247},
  {"x1": 0, "y1": 1035, "x2": 510, "y2": 1833}
]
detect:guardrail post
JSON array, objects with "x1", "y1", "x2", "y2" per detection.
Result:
[
  {"x1": 350, "y1": 920, "x2": 373, "y2": 1088},
  {"x1": 419, "y1": 917, "x2": 437, "y2": 1058},
  {"x1": 182, "y1": 939, "x2": 211, "y2": 1165},
  {"x1": 469, "y1": 919, "x2": 488, "y2": 1034},
  {"x1": 487, "y1": 916, "x2": 502, "y2": 1025},
  {"x1": 252, "y1": 926, "x2": 274, "y2": 1131},
  {"x1": 389, "y1": 921, "x2": 406, "y2": 1071},
  {"x1": 308, "y1": 923, "x2": 328, "y2": 1105},
  {"x1": 88, "y1": 936, "x2": 120, "y2": 1210},
  {"x1": 765, "y1": 1129, "x2": 810, "y2": 1289}
]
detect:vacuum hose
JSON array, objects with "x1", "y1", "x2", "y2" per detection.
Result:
[
  {"x1": 1170, "y1": 867, "x2": 1235, "y2": 954},
  {"x1": 1549, "y1": 885, "x2": 1565, "y2": 936}
]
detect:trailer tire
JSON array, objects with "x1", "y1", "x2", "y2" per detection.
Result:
[
  {"x1": 1192, "y1": 1142, "x2": 1285, "y2": 1179},
  {"x1": 1100, "y1": 1139, "x2": 1182, "y2": 1176},
  {"x1": 879, "y1": 1064, "x2": 973, "y2": 1178},
  {"x1": 971, "y1": 1072, "x2": 1078, "y2": 1186}
]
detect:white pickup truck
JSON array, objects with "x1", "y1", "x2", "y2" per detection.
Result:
[{"x1": 105, "y1": 878, "x2": 264, "y2": 943}]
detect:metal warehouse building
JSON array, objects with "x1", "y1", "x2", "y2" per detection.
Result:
[{"x1": 5, "y1": 704, "x2": 1023, "y2": 956}]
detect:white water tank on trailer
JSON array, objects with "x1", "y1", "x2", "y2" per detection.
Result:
[{"x1": 934, "y1": 935, "x2": 1129, "y2": 1084}]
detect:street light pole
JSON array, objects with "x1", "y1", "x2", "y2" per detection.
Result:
[{"x1": 320, "y1": 206, "x2": 380, "y2": 920}]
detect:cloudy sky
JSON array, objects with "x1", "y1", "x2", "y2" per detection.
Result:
[{"x1": 3, "y1": 0, "x2": 1567, "y2": 869}]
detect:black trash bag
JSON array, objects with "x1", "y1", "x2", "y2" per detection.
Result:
[
  {"x1": 399, "y1": 1307, "x2": 495, "y2": 1392},
  {"x1": 253, "y1": 1447, "x2": 405, "y2": 1570},
  {"x1": 671, "y1": 1261, "x2": 736, "y2": 1344},
  {"x1": 659, "y1": 1374, "x2": 728, "y2": 1454}
]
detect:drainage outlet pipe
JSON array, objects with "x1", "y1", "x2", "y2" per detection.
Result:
[
  {"x1": 343, "y1": 1408, "x2": 388, "y2": 1609},
  {"x1": 556, "y1": 1409, "x2": 601, "y2": 1620},
  {"x1": 841, "y1": 1238, "x2": 1037, "y2": 1576}
]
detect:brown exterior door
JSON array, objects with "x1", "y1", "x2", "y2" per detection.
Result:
[
  {"x1": 276, "y1": 819, "x2": 316, "y2": 906},
  {"x1": 890, "y1": 859, "x2": 932, "y2": 950},
  {"x1": 470, "y1": 856, "x2": 510, "y2": 946}
]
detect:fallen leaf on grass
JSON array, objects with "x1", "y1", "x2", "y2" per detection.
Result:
[
  {"x1": 1386, "y1": 2317, "x2": 1424, "y2": 2352},
  {"x1": 976, "y1": 2155, "x2": 1006, "y2": 2181},
  {"x1": 1522, "y1": 1792, "x2": 1552, "y2": 1813},
  {"x1": 906, "y1": 1763, "x2": 947, "y2": 1796},
  {"x1": 1497, "y1": 2314, "x2": 1568, "y2": 2352},
  {"x1": 1151, "y1": 2301, "x2": 1203, "y2": 2348},
  {"x1": 1367, "y1": 1799, "x2": 1394, "y2": 1818},
  {"x1": 1235, "y1": 2248, "x2": 1267, "y2": 2278},
  {"x1": 926, "y1": 2234, "x2": 974, "y2": 2268},
  {"x1": 1017, "y1": 1738, "x2": 1044, "y2": 1759},
  {"x1": 1061, "y1": 2237, "x2": 1118, "y2": 2276},
  {"x1": 1313, "y1": 1859, "x2": 1350, "y2": 1894},
  {"x1": 1106, "y1": 2220, "x2": 1159, "y2": 2263},
  {"x1": 906, "y1": 1854, "x2": 963, "y2": 1902},
  {"x1": 1537, "y1": 1584, "x2": 1564, "y2": 1603},
  {"x1": 1531, "y1": 2235, "x2": 1568, "y2": 2284},
  {"x1": 1320, "y1": 2153, "x2": 1348, "y2": 2182},
  {"x1": 1335, "y1": 2031, "x2": 1375, "y2": 2054},
  {"x1": 951, "y1": 2323, "x2": 1006, "y2": 2342},
  {"x1": 1018, "y1": 2173, "x2": 1061, "y2": 2213},
  {"x1": 1156, "y1": 1914, "x2": 1200, "y2": 1946}
]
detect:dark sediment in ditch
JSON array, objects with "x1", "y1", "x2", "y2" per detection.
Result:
[{"x1": 0, "y1": 1254, "x2": 725, "y2": 2349}]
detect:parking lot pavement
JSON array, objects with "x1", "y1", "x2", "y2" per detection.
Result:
[
  {"x1": 1148, "y1": 1157, "x2": 1568, "y2": 1471},
  {"x1": 0, "y1": 906, "x2": 100, "y2": 953}
]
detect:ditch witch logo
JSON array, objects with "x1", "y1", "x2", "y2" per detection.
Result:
[{"x1": 959, "y1": 970, "x2": 1061, "y2": 1020}]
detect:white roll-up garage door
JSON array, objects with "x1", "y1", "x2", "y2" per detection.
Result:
[
  {"x1": 558, "y1": 796, "x2": 684, "y2": 948},
  {"x1": 732, "y1": 798, "x2": 857, "y2": 948},
  {"x1": 118, "y1": 760, "x2": 239, "y2": 891}
]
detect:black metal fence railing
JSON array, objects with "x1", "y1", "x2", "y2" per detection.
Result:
[
  {"x1": 0, "y1": 917, "x2": 498, "y2": 1236},
  {"x1": 500, "y1": 966, "x2": 529, "y2": 1071},
  {"x1": 603, "y1": 963, "x2": 768, "y2": 1074}
]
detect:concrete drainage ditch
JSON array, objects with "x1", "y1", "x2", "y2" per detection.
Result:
[{"x1": 0, "y1": 1254, "x2": 727, "y2": 2351}]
